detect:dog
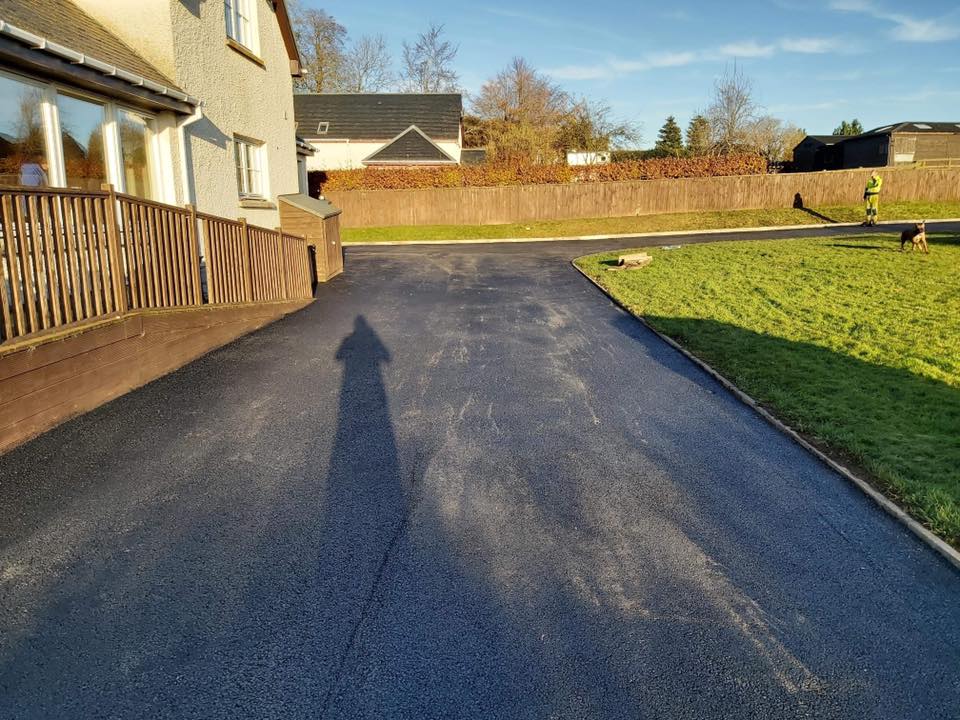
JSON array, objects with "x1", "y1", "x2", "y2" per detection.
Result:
[{"x1": 900, "y1": 221, "x2": 929, "y2": 254}]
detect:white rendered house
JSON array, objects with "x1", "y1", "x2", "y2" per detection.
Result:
[
  {"x1": 294, "y1": 93, "x2": 463, "y2": 172},
  {"x1": 0, "y1": 0, "x2": 304, "y2": 228}
]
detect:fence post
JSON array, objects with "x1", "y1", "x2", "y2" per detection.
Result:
[
  {"x1": 240, "y1": 218, "x2": 253, "y2": 302},
  {"x1": 100, "y1": 183, "x2": 128, "y2": 313},
  {"x1": 276, "y1": 226, "x2": 289, "y2": 300},
  {"x1": 185, "y1": 204, "x2": 203, "y2": 305}
]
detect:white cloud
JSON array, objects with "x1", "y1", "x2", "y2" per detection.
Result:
[
  {"x1": 828, "y1": 2, "x2": 960, "y2": 43},
  {"x1": 718, "y1": 41, "x2": 776, "y2": 58},
  {"x1": 545, "y1": 64, "x2": 613, "y2": 81},
  {"x1": 779, "y1": 37, "x2": 843, "y2": 53},
  {"x1": 546, "y1": 33, "x2": 852, "y2": 82}
]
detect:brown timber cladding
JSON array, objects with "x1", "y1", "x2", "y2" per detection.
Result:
[
  {"x1": 0, "y1": 301, "x2": 311, "y2": 453},
  {"x1": 324, "y1": 166, "x2": 960, "y2": 228},
  {"x1": 277, "y1": 201, "x2": 344, "y2": 282}
]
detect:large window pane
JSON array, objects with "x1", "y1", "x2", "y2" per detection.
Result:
[
  {"x1": 117, "y1": 109, "x2": 154, "y2": 199},
  {"x1": 57, "y1": 94, "x2": 107, "y2": 191},
  {"x1": 0, "y1": 74, "x2": 49, "y2": 186}
]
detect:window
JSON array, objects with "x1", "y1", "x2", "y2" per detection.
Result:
[
  {"x1": 0, "y1": 74, "x2": 50, "y2": 187},
  {"x1": 0, "y1": 70, "x2": 160, "y2": 200},
  {"x1": 234, "y1": 136, "x2": 264, "y2": 197},
  {"x1": 116, "y1": 109, "x2": 154, "y2": 199},
  {"x1": 224, "y1": 0, "x2": 254, "y2": 50},
  {"x1": 57, "y1": 93, "x2": 108, "y2": 191},
  {"x1": 317, "y1": 121, "x2": 329, "y2": 135}
]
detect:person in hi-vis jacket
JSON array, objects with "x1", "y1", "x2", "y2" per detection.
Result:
[{"x1": 863, "y1": 172, "x2": 882, "y2": 226}]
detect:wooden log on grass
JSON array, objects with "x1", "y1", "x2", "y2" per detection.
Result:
[{"x1": 617, "y1": 252, "x2": 652, "y2": 268}]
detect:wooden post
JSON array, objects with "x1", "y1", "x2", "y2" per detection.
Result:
[
  {"x1": 240, "y1": 218, "x2": 253, "y2": 302},
  {"x1": 185, "y1": 204, "x2": 202, "y2": 305},
  {"x1": 100, "y1": 184, "x2": 128, "y2": 313},
  {"x1": 276, "y1": 226, "x2": 288, "y2": 300}
]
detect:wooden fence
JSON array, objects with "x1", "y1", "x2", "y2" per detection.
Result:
[
  {"x1": 325, "y1": 166, "x2": 960, "y2": 228},
  {"x1": 0, "y1": 185, "x2": 314, "y2": 345}
]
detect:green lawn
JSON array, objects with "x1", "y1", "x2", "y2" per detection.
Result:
[
  {"x1": 342, "y1": 200, "x2": 960, "y2": 243},
  {"x1": 575, "y1": 232, "x2": 960, "y2": 547}
]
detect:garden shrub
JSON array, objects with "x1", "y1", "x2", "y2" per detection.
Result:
[{"x1": 316, "y1": 155, "x2": 768, "y2": 192}]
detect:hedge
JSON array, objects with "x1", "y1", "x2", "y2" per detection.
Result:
[{"x1": 316, "y1": 155, "x2": 769, "y2": 192}]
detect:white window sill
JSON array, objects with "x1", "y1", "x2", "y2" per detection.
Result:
[
  {"x1": 226, "y1": 38, "x2": 265, "y2": 68},
  {"x1": 239, "y1": 197, "x2": 276, "y2": 210}
]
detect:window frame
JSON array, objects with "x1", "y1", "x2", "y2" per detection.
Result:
[
  {"x1": 224, "y1": 0, "x2": 257, "y2": 54},
  {"x1": 113, "y1": 105, "x2": 161, "y2": 199},
  {"x1": 0, "y1": 68, "x2": 162, "y2": 199},
  {"x1": 233, "y1": 135, "x2": 266, "y2": 199}
]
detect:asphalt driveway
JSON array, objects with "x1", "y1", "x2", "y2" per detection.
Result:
[{"x1": 2, "y1": 225, "x2": 959, "y2": 719}]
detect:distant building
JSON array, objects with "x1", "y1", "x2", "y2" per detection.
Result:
[
  {"x1": 792, "y1": 135, "x2": 846, "y2": 172},
  {"x1": 841, "y1": 122, "x2": 960, "y2": 168},
  {"x1": 294, "y1": 93, "x2": 463, "y2": 170},
  {"x1": 793, "y1": 122, "x2": 960, "y2": 171},
  {"x1": 567, "y1": 151, "x2": 611, "y2": 166}
]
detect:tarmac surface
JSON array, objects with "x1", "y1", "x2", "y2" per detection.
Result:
[{"x1": 2, "y1": 224, "x2": 959, "y2": 718}]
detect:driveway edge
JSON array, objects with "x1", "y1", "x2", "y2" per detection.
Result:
[
  {"x1": 572, "y1": 261, "x2": 960, "y2": 573},
  {"x1": 344, "y1": 217, "x2": 960, "y2": 246}
]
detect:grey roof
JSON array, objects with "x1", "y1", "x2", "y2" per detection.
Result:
[
  {"x1": 0, "y1": 0, "x2": 179, "y2": 89},
  {"x1": 363, "y1": 125, "x2": 455, "y2": 165},
  {"x1": 856, "y1": 122, "x2": 960, "y2": 138},
  {"x1": 294, "y1": 93, "x2": 462, "y2": 140},
  {"x1": 278, "y1": 193, "x2": 341, "y2": 219}
]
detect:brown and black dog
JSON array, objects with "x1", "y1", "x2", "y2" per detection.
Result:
[{"x1": 900, "y1": 221, "x2": 929, "y2": 253}]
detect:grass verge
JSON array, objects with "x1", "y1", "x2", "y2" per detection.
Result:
[
  {"x1": 575, "y1": 232, "x2": 960, "y2": 547},
  {"x1": 342, "y1": 200, "x2": 960, "y2": 243}
]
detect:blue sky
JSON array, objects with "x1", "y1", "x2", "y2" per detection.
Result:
[{"x1": 307, "y1": 0, "x2": 960, "y2": 147}]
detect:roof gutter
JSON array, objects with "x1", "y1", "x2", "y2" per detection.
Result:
[{"x1": 0, "y1": 19, "x2": 199, "y2": 106}]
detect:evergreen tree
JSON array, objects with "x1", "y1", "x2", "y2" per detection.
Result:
[
  {"x1": 685, "y1": 114, "x2": 712, "y2": 156},
  {"x1": 833, "y1": 119, "x2": 864, "y2": 136},
  {"x1": 654, "y1": 116, "x2": 684, "y2": 157}
]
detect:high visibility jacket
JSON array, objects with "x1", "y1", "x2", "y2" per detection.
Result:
[{"x1": 865, "y1": 176, "x2": 882, "y2": 195}]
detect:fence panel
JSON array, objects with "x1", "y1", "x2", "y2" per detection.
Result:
[
  {"x1": 118, "y1": 193, "x2": 200, "y2": 310},
  {"x1": 2, "y1": 185, "x2": 314, "y2": 346},
  {"x1": 0, "y1": 187, "x2": 125, "y2": 343},
  {"x1": 282, "y1": 233, "x2": 312, "y2": 300},
  {"x1": 325, "y1": 166, "x2": 960, "y2": 228},
  {"x1": 202, "y1": 214, "x2": 251, "y2": 304},
  {"x1": 248, "y1": 225, "x2": 285, "y2": 302}
]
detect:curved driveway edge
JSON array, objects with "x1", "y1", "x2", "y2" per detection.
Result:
[{"x1": 573, "y1": 260, "x2": 960, "y2": 573}]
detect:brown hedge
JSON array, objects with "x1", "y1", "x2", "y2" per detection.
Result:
[{"x1": 317, "y1": 155, "x2": 768, "y2": 191}]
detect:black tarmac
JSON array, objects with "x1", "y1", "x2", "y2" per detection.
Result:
[{"x1": 2, "y1": 224, "x2": 959, "y2": 719}]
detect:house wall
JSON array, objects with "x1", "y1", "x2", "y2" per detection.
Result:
[
  {"x1": 73, "y1": 0, "x2": 300, "y2": 228},
  {"x1": 303, "y1": 138, "x2": 462, "y2": 170},
  {"x1": 70, "y1": 0, "x2": 176, "y2": 79}
]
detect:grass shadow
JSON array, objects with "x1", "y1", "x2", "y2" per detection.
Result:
[
  {"x1": 827, "y1": 243, "x2": 889, "y2": 250},
  {"x1": 638, "y1": 315, "x2": 960, "y2": 546},
  {"x1": 793, "y1": 193, "x2": 839, "y2": 223}
]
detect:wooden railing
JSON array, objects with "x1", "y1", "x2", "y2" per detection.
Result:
[
  {"x1": 200, "y1": 217, "x2": 313, "y2": 304},
  {"x1": 0, "y1": 185, "x2": 314, "y2": 345}
]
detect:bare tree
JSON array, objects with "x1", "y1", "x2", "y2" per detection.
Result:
[
  {"x1": 339, "y1": 35, "x2": 394, "y2": 92},
  {"x1": 747, "y1": 116, "x2": 806, "y2": 162},
  {"x1": 400, "y1": 23, "x2": 459, "y2": 92},
  {"x1": 473, "y1": 57, "x2": 568, "y2": 125},
  {"x1": 290, "y1": 6, "x2": 346, "y2": 92},
  {"x1": 555, "y1": 99, "x2": 640, "y2": 153},
  {"x1": 706, "y1": 65, "x2": 758, "y2": 153}
]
